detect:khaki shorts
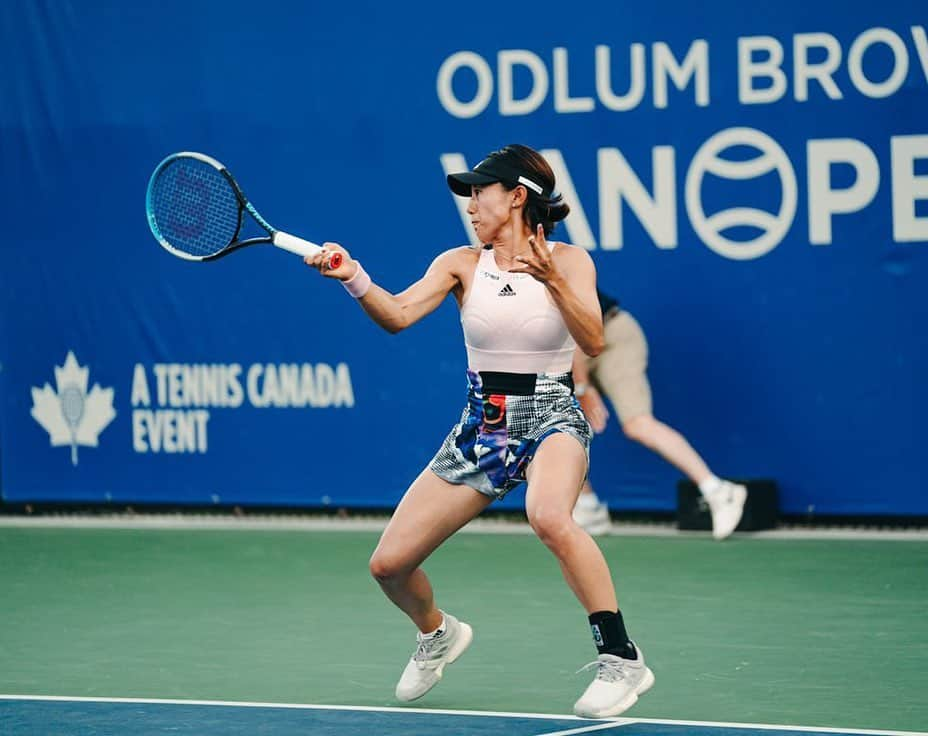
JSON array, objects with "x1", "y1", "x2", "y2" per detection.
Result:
[{"x1": 587, "y1": 311, "x2": 652, "y2": 425}]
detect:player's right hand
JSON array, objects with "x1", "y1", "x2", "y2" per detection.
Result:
[{"x1": 305, "y1": 242, "x2": 355, "y2": 280}]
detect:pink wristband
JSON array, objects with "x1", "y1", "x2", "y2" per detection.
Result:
[{"x1": 341, "y1": 261, "x2": 372, "y2": 298}]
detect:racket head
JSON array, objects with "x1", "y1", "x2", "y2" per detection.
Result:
[{"x1": 146, "y1": 152, "x2": 259, "y2": 261}]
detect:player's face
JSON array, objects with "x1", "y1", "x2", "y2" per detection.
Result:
[{"x1": 467, "y1": 183, "x2": 516, "y2": 242}]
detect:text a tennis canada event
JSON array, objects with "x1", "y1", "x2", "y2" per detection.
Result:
[{"x1": 130, "y1": 362, "x2": 355, "y2": 453}]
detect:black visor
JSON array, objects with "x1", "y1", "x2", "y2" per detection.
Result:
[{"x1": 447, "y1": 156, "x2": 547, "y2": 198}]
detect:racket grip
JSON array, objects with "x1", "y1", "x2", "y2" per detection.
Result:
[
  {"x1": 274, "y1": 231, "x2": 342, "y2": 270},
  {"x1": 272, "y1": 231, "x2": 322, "y2": 258}
]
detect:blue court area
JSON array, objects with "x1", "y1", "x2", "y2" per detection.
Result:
[
  {"x1": 2, "y1": 698, "x2": 604, "y2": 736},
  {"x1": 1, "y1": 698, "x2": 924, "y2": 736}
]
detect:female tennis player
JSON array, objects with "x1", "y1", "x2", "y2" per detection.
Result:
[{"x1": 305, "y1": 144, "x2": 654, "y2": 718}]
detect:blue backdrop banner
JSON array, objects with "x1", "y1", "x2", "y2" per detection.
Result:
[{"x1": 1, "y1": 0, "x2": 925, "y2": 515}]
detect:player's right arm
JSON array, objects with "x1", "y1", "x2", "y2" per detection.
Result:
[{"x1": 307, "y1": 244, "x2": 468, "y2": 334}]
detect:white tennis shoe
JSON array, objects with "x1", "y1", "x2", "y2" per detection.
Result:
[
  {"x1": 574, "y1": 647, "x2": 655, "y2": 719},
  {"x1": 706, "y1": 481, "x2": 747, "y2": 540},
  {"x1": 395, "y1": 612, "x2": 473, "y2": 702}
]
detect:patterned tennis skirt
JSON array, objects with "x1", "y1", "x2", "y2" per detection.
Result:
[{"x1": 428, "y1": 370, "x2": 593, "y2": 499}]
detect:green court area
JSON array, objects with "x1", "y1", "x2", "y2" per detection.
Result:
[{"x1": 0, "y1": 526, "x2": 925, "y2": 732}]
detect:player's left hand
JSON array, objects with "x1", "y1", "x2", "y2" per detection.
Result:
[{"x1": 510, "y1": 224, "x2": 561, "y2": 284}]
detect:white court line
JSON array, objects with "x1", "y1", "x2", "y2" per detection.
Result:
[
  {"x1": 0, "y1": 695, "x2": 925, "y2": 735},
  {"x1": 0, "y1": 516, "x2": 396, "y2": 533},
  {"x1": 0, "y1": 515, "x2": 926, "y2": 541},
  {"x1": 536, "y1": 722, "x2": 631, "y2": 735},
  {"x1": 0, "y1": 694, "x2": 609, "y2": 721}
]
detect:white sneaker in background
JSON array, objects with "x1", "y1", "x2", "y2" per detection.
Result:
[
  {"x1": 394, "y1": 611, "x2": 473, "y2": 702},
  {"x1": 706, "y1": 481, "x2": 747, "y2": 540},
  {"x1": 573, "y1": 646, "x2": 655, "y2": 718},
  {"x1": 572, "y1": 498, "x2": 611, "y2": 536}
]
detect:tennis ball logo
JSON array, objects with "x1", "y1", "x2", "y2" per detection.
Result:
[
  {"x1": 686, "y1": 127, "x2": 798, "y2": 260},
  {"x1": 30, "y1": 351, "x2": 116, "y2": 466}
]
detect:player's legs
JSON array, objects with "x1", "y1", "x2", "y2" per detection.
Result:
[
  {"x1": 369, "y1": 468, "x2": 492, "y2": 632},
  {"x1": 525, "y1": 432, "x2": 617, "y2": 613},
  {"x1": 372, "y1": 469, "x2": 490, "y2": 701},
  {"x1": 573, "y1": 479, "x2": 612, "y2": 536},
  {"x1": 527, "y1": 431, "x2": 654, "y2": 717}
]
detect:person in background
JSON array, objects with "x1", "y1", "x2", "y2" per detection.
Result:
[{"x1": 572, "y1": 289, "x2": 746, "y2": 540}]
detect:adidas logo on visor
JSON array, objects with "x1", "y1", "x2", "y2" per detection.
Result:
[{"x1": 498, "y1": 284, "x2": 517, "y2": 297}]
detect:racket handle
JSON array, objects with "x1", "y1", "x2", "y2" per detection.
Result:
[
  {"x1": 273, "y1": 230, "x2": 321, "y2": 257},
  {"x1": 274, "y1": 231, "x2": 342, "y2": 269}
]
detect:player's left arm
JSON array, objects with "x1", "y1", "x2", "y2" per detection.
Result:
[
  {"x1": 511, "y1": 225, "x2": 604, "y2": 356},
  {"x1": 549, "y1": 246, "x2": 604, "y2": 357}
]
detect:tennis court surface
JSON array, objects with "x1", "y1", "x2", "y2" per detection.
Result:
[{"x1": 1, "y1": 522, "x2": 925, "y2": 734}]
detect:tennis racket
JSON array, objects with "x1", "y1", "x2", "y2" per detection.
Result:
[{"x1": 145, "y1": 151, "x2": 341, "y2": 268}]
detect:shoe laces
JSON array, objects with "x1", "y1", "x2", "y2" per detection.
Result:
[
  {"x1": 413, "y1": 630, "x2": 445, "y2": 667},
  {"x1": 577, "y1": 656, "x2": 627, "y2": 683}
]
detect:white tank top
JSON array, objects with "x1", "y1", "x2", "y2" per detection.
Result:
[{"x1": 461, "y1": 244, "x2": 576, "y2": 373}]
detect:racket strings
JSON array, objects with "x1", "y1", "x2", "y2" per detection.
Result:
[{"x1": 150, "y1": 158, "x2": 241, "y2": 257}]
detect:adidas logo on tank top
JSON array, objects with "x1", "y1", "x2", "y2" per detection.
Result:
[{"x1": 497, "y1": 284, "x2": 517, "y2": 297}]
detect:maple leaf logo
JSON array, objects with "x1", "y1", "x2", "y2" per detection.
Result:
[{"x1": 30, "y1": 351, "x2": 116, "y2": 466}]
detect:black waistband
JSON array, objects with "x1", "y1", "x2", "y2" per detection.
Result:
[{"x1": 479, "y1": 371, "x2": 574, "y2": 396}]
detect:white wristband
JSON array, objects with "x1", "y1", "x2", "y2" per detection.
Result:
[
  {"x1": 575, "y1": 382, "x2": 589, "y2": 397},
  {"x1": 341, "y1": 261, "x2": 372, "y2": 298}
]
